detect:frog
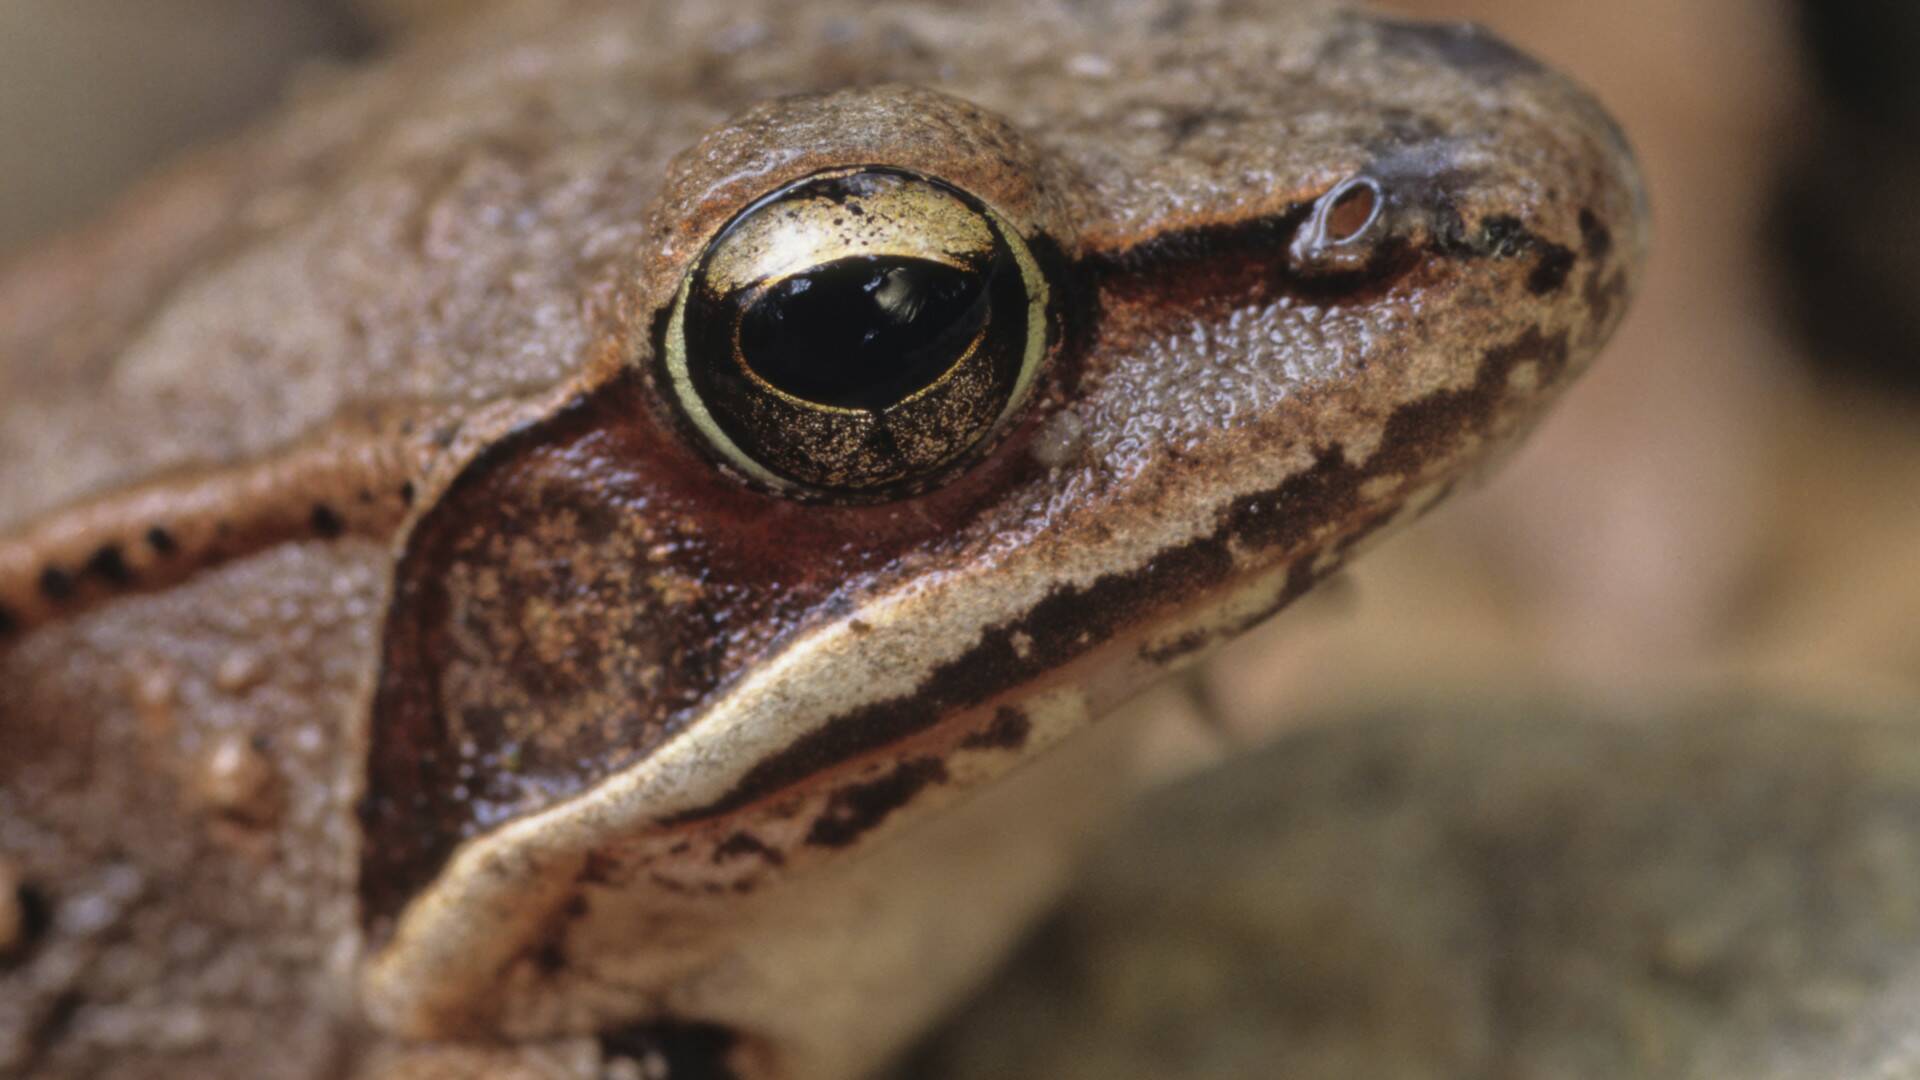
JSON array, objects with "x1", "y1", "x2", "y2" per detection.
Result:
[{"x1": 0, "y1": 1, "x2": 1646, "y2": 1077}]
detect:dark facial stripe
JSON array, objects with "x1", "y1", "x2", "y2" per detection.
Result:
[
  {"x1": 804, "y1": 758, "x2": 949, "y2": 848},
  {"x1": 1080, "y1": 194, "x2": 1578, "y2": 325},
  {"x1": 1081, "y1": 201, "x2": 1416, "y2": 311}
]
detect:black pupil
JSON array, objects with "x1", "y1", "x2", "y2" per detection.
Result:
[{"x1": 737, "y1": 254, "x2": 990, "y2": 411}]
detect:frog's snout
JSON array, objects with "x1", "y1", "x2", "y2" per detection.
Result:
[{"x1": 1310, "y1": 11, "x2": 1650, "y2": 323}]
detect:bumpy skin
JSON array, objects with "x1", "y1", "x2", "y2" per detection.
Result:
[{"x1": 0, "y1": 1, "x2": 1646, "y2": 1077}]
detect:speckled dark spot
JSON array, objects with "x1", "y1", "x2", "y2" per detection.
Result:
[
  {"x1": 1585, "y1": 266, "x2": 1631, "y2": 332},
  {"x1": 533, "y1": 938, "x2": 567, "y2": 974},
  {"x1": 310, "y1": 504, "x2": 345, "y2": 539},
  {"x1": 1528, "y1": 243, "x2": 1577, "y2": 295},
  {"x1": 1476, "y1": 215, "x2": 1534, "y2": 258},
  {"x1": 1579, "y1": 208, "x2": 1614, "y2": 259},
  {"x1": 961, "y1": 706, "x2": 1032, "y2": 752},
  {"x1": 601, "y1": 1022, "x2": 741, "y2": 1080},
  {"x1": 84, "y1": 545, "x2": 133, "y2": 587},
  {"x1": 526, "y1": 891, "x2": 590, "y2": 975},
  {"x1": 1163, "y1": 104, "x2": 1248, "y2": 147},
  {"x1": 1371, "y1": 327, "x2": 1570, "y2": 476},
  {"x1": 806, "y1": 758, "x2": 949, "y2": 848},
  {"x1": 1140, "y1": 629, "x2": 1213, "y2": 666},
  {"x1": 529, "y1": 887, "x2": 587, "y2": 972},
  {"x1": 577, "y1": 851, "x2": 620, "y2": 886},
  {"x1": 4, "y1": 881, "x2": 52, "y2": 965},
  {"x1": 1142, "y1": 558, "x2": 1340, "y2": 671},
  {"x1": 1429, "y1": 212, "x2": 1576, "y2": 297},
  {"x1": 145, "y1": 526, "x2": 178, "y2": 557},
  {"x1": 648, "y1": 872, "x2": 695, "y2": 896},
  {"x1": 399, "y1": 481, "x2": 417, "y2": 506},
  {"x1": 714, "y1": 831, "x2": 786, "y2": 867},
  {"x1": 37, "y1": 566, "x2": 75, "y2": 603}
]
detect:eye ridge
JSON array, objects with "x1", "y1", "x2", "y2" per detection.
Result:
[{"x1": 663, "y1": 166, "x2": 1052, "y2": 497}]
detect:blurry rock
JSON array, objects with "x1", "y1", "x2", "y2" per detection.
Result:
[{"x1": 893, "y1": 701, "x2": 1920, "y2": 1079}]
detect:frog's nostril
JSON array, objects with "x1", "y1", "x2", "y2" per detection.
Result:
[
  {"x1": 1323, "y1": 178, "x2": 1381, "y2": 243},
  {"x1": 1288, "y1": 175, "x2": 1389, "y2": 275}
]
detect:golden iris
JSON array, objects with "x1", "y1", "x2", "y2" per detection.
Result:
[{"x1": 662, "y1": 167, "x2": 1050, "y2": 496}]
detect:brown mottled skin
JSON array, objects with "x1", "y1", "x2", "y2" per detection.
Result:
[{"x1": 0, "y1": 1, "x2": 1645, "y2": 1077}]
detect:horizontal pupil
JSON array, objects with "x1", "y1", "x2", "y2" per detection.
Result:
[{"x1": 737, "y1": 254, "x2": 989, "y2": 411}]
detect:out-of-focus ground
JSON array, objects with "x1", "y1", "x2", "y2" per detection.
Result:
[{"x1": 7, "y1": 2, "x2": 1920, "y2": 1077}]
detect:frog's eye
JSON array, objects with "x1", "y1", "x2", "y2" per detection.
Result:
[{"x1": 662, "y1": 167, "x2": 1050, "y2": 496}]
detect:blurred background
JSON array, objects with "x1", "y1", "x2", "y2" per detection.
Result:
[{"x1": 5, "y1": 1, "x2": 1919, "y2": 1076}]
